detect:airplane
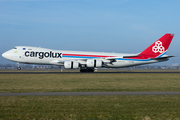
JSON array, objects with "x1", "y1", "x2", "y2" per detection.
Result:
[{"x1": 2, "y1": 33, "x2": 175, "y2": 72}]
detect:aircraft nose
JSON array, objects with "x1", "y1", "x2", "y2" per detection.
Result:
[
  {"x1": 2, "y1": 52, "x2": 6, "y2": 58},
  {"x1": 2, "y1": 51, "x2": 11, "y2": 59}
]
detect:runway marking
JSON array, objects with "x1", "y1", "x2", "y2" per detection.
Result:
[{"x1": 1, "y1": 92, "x2": 180, "y2": 96}]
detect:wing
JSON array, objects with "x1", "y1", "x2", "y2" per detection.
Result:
[{"x1": 49, "y1": 54, "x2": 140, "y2": 65}]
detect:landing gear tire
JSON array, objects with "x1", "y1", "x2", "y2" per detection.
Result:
[
  {"x1": 80, "y1": 69, "x2": 86, "y2": 72},
  {"x1": 17, "y1": 62, "x2": 21, "y2": 70},
  {"x1": 88, "y1": 69, "x2": 94, "y2": 72},
  {"x1": 80, "y1": 68, "x2": 94, "y2": 73},
  {"x1": 17, "y1": 67, "x2": 21, "y2": 70}
]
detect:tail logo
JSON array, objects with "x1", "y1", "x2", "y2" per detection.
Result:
[{"x1": 152, "y1": 41, "x2": 165, "y2": 53}]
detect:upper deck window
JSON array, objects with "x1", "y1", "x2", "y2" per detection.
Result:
[{"x1": 13, "y1": 47, "x2": 17, "y2": 49}]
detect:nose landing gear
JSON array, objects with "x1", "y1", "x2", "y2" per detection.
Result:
[
  {"x1": 17, "y1": 62, "x2": 21, "y2": 70},
  {"x1": 17, "y1": 67, "x2": 21, "y2": 70}
]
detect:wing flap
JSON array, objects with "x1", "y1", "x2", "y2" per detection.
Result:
[{"x1": 105, "y1": 54, "x2": 139, "y2": 60}]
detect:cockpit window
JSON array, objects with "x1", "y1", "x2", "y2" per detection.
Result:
[{"x1": 13, "y1": 47, "x2": 17, "y2": 49}]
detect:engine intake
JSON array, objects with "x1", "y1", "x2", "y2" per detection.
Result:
[
  {"x1": 86, "y1": 59, "x2": 102, "y2": 68},
  {"x1": 64, "y1": 61, "x2": 79, "y2": 69}
]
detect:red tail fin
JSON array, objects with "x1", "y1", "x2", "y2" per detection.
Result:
[{"x1": 137, "y1": 33, "x2": 174, "y2": 59}]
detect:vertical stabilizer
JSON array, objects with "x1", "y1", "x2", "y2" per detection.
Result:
[{"x1": 137, "y1": 33, "x2": 174, "y2": 59}]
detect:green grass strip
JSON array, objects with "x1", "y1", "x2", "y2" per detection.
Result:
[
  {"x1": 1, "y1": 96, "x2": 180, "y2": 119},
  {"x1": 0, "y1": 73, "x2": 180, "y2": 92}
]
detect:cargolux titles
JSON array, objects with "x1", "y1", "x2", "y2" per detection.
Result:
[{"x1": 25, "y1": 51, "x2": 62, "y2": 59}]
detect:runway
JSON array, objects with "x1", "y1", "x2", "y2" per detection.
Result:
[
  {"x1": 1, "y1": 92, "x2": 180, "y2": 96},
  {"x1": 1, "y1": 71, "x2": 180, "y2": 74}
]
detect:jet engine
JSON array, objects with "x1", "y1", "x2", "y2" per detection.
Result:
[
  {"x1": 86, "y1": 59, "x2": 103, "y2": 68},
  {"x1": 64, "y1": 61, "x2": 79, "y2": 69}
]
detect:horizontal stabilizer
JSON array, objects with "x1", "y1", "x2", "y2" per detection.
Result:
[{"x1": 148, "y1": 55, "x2": 176, "y2": 60}]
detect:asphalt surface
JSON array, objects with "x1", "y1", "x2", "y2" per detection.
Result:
[
  {"x1": 1, "y1": 92, "x2": 180, "y2": 96},
  {"x1": 1, "y1": 71, "x2": 180, "y2": 74}
]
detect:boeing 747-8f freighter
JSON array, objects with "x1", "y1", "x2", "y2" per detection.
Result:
[{"x1": 2, "y1": 33, "x2": 175, "y2": 72}]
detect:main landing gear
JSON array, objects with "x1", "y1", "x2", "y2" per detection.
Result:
[
  {"x1": 80, "y1": 68, "x2": 94, "y2": 72},
  {"x1": 17, "y1": 62, "x2": 21, "y2": 70}
]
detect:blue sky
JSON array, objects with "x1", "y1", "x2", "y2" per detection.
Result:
[{"x1": 0, "y1": 0, "x2": 179, "y2": 65}]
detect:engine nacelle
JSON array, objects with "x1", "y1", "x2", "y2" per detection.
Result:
[
  {"x1": 86, "y1": 59, "x2": 102, "y2": 68},
  {"x1": 64, "y1": 61, "x2": 79, "y2": 69}
]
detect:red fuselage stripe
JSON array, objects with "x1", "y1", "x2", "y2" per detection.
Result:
[{"x1": 62, "y1": 54, "x2": 115, "y2": 58}]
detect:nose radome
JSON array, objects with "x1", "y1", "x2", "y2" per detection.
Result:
[
  {"x1": 2, "y1": 52, "x2": 6, "y2": 58},
  {"x1": 2, "y1": 51, "x2": 11, "y2": 60}
]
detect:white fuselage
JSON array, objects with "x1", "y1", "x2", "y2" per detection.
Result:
[
  {"x1": 2, "y1": 46, "x2": 164, "y2": 68},
  {"x1": 2, "y1": 34, "x2": 174, "y2": 72}
]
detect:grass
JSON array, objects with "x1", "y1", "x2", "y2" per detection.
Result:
[
  {"x1": 1, "y1": 95, "x2": 180, "y2": 119},
  {"x1": 1, "y1": 72, "x2": 180, "y2": 119},
  {"x1": 0, "y1": 73, "x2": 180, "y2": 92}
]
